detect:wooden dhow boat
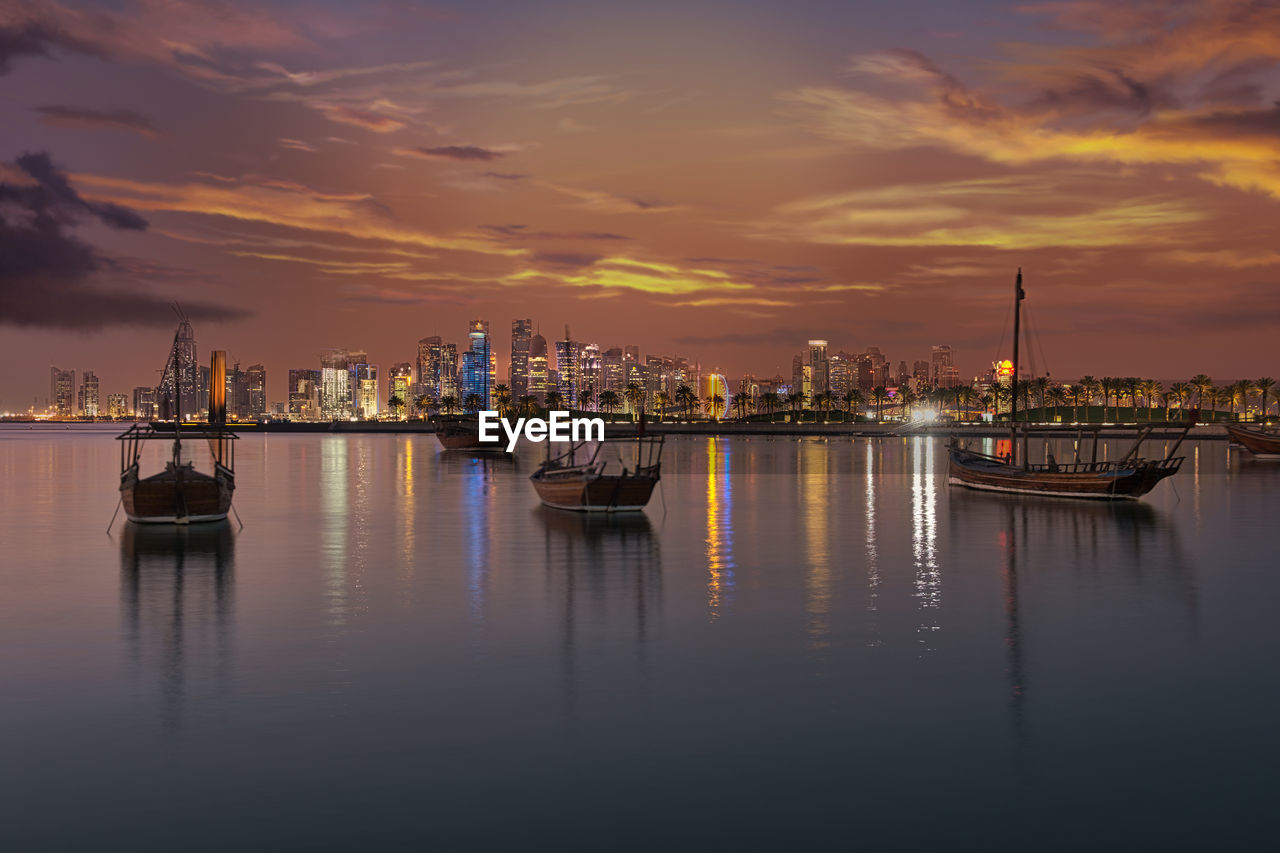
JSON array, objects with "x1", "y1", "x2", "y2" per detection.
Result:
[
  {"x1": 1224, "y1": 423, "x2": 1280, "y2": 458},
  {"x1": 116, "y1": 314, "x2": 237, "y2": 524},
  {"x1": 948, "y1": 270, "x2": 1191, "y2": 501},
  {"x1": 530, "y1": 431, "x2": 664, "y2": 512},
  {"x1": 436, "y1": 415, "x2": 504, "y2": 452}
]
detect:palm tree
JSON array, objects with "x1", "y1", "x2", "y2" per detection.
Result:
[
  {"x1": 706, "y1": 392, "x2": 727, "y2": 420},
  {"x1": 1046, "y1": 385, "x2": 1067, "y2": 419},
  {"x1": 1079, "y1": 376, "x2": 1099, "y2": 422},
  {"x1": 731, "y1": 392, "x2": 753, "y2": 420},
  {"x1": 786, "y1": 391, "x2": 804, "y2": 419},
  {"x1": 623, "y1": 382, "x2": 645, "y2": 419},
  {"x1": 1169, "y1": 381, "x2": 1190, "y2": 416},
  {"x1": 842, "y1": 388, "x2": 865, "y2": 422},
  {"x1": 1032, "y1": 376, "x2": 1050, "y2": 418},
  {"x1": 871, "y1": 386, "x2": 888, "y2": 421},
  {"x1": 597, "y1": 389, "x2": 621, "y2": 417},
  {"x1": 759, "y1": 391, "x2": 782, "y2": 422},
  {"x1": 493, "y1": 383, "x2": 512, "y2": 417},
  {"x1": 955, "y1": 385, "x2": 976, "y2": 423},
  {"x1": 812, "y1": 390, "x2": 834, "y2": 420},
  {"x1": 1099, "y1": 377, "x2": 1117, "y2": 422},
  {"x1": 388, "y1": 394, "x2": 406, "y2": 420},
  {"x1": 1256, "y1": 377, "x2": 1276, "y2": 423},
  {"x1": 1189, "y1": 374, "x2": 1213, "y2": 415},
  {"x1": 577, "y1": 387, "x2": 594, "y2": 412},
  {"x1": 439, "y1": 394, "x2": 459, "y2": 415},
  {"x1": 653, "y1": 391, "x2": 672, "y2": 422},
  {"x1": 414, "y1": 394, "x2": 436, "y2": 418},
  {"x1": 517, "y1": 394, "x2": 539, "y2": 416},
  {"x1": 674, "y1": 384, "x2": 698, "y2": 419},
  {"x1": 463, "y1": 393, "x2": 484, "y2": 413},
  {"x1": 1066, "y1": 384, "x2": 1084, "y2": 422},
  {"x1": 544, "y1": 390, "x2": 565, "y2": 411}
]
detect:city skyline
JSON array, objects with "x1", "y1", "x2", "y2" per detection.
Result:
[{"x1": 5, "y1": 1, "x2": 1280, "y2": 410}]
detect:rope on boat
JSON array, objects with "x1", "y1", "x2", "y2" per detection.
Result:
[
  {"x1": 106, "y1": 497, "x2": 122, "y2": 534},
  {"x1": 232, "y1": 504, "x2": 245, "y2": 529}
]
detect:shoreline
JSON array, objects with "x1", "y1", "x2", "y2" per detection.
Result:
[{"x1": 1, "y1": 419, "x2": 1234, "y2": 440}]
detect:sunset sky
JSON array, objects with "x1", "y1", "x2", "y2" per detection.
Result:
[{"x1": 3, "y1": 0, "x2": 1280, "y2": 408}]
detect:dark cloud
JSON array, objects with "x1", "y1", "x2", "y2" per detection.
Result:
[
  {"x1": 35, "y1": 105, "x2": 159, "y2": 138},
  {"x1": 397, "y1": 145, "x2": 504, "y2": 161},
  {"x1": 675, "y1": 327, "x2": 839, "y2": 347},
  {"x1": 0, "y1": 21, "x2": 101, "y2": 75},
  {"x1": 0, "y1": 151, "x2": 247, "y2": 330},
  {"x1": 481, "y1": 171, "x2": 526, "y2": 180}
]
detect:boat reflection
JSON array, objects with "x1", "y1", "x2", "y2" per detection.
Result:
[
  {"x1": 119, "y1": 521, "x2": 235, "y2": 730},
  {"x1": 537, "y1": 509, "x2": 663, "y2": 714},
  {"x1": 948, "y1": 492, "x2": 1195, "y2": 753}
]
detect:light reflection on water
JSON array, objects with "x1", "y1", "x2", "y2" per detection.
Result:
[{"x1": 1, "y1": 427, "x2": 1278, "y2": 850}]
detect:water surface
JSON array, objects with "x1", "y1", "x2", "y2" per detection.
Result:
[{"x1": 2, "y1": 426, "x2": 1276, "y2": 850}]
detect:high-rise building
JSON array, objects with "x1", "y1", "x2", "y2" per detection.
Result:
[
  {"x1": 895, "y1": 361, "x2": 910, "y2": 387},
  {"x1": 808, "y1": 340, "x2": 829, "y2": 396},
  {"x1": 320, "y1": 349, "x2": 353, "y2": 419},
  {"x1": 510, "y1": 319, "x2": 532, "y2": 398},
  {"x1": 77, "y1": 370, "x2": 99, "y2": 417},
  {"x1": 158, "y1": 318, "x2": 198, "y2": 419},
  {"x1": 132, "y1": 386, "x2": 157, "y2": 420},
  {"x1": 528, "y1": 332, "x2": 549, "y2": 403},
  {"x1": 225, "y1": 363, "x2": 251, "y2": 419},
  {"x1": 354, "y1": 363, "x2": 379, "y2": 418},
  {"x1": 50, "y1": 367, "x2": 75, "y2": 417},
  {"x1": 417, "y1": 336, "x2": 441, "y2": 393},
  {"x1": 288, "y1": 368, "x2": 321, "y2": 420},
  {"x1": 106, "y1": 393, "x2": 128, "y2": 418},
  {"x1": 389, "y1": 363, "x2": 412, "y2": 413},
  {"x1": 246, "y1": 364, "x2": 267, "y2": 417},
  {"x1": 555, "y1": 334, "x2": 581, "y2": 403},
  {"x1": 931, "y1": 346, "x2": 959, "y2": 389},
  {"x1": 460, "y1": 320, "x2": 492, "y2": 408},
  {"x1": 578, "y1": 343, "x2": 602, "y2": 404},
  {"x1": 913, "y1": 360, "x2": 930, "y2": 385},
  {"x1": 829, "y1": 351, "x2": 853, "y2": 398},
  {"x1": 602, "y1": 347, "x2": 624, "y2": 391}
]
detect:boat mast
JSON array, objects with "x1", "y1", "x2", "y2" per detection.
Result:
[{"x1": 1011, "y1": 268, "x2": 1025, "y2": 468}]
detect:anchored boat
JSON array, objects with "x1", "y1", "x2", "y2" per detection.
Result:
[
  {"x1": 530, "y1": 432, "x2": 664, "y2": 512},
  {"x1": 116, "y1": 313, "x2": 237, "y2": 524},
  {"x1": 1224, "y1": 423, "x2": 1280, "y2": 458},
  {"x1": 436, "y1": 415, "x2": 503, "y2": 452},
  {"x1": 948, "y1": 270, "x2": 1190, "y2": 500}
]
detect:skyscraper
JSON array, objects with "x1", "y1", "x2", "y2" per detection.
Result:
[
  {"x1": 78, "y1": 370, "x2": 99, "y2": 417},
  {"x1": 931, "y1": 346, "x2": 959, "y2": 389},
  {"x1": 389, "y1": 362, "x2": 412, "y2": 413},
  {"x1": 808, "y1": 340, "x2": 829, "y2": 396},
  {"x1": 132, "y1": 386, "x2": 157, "y2": 420},
  {"x1": 578, "y1": 343, "x2": 602, "y2": 404},
  {"x1": 510, "y1": 319, "x2": 532, "y2": 398},
  {"x1": 158, "y1": 318, "x2": 198, "y2": 419},
  {"x1": 555, "y1": 334, "x2": 581, "y2": 403},
  {"x1": 50, "y1": 367, "x2": 75, "y2": 417},
  {"x1": 460, "y1": 319, "x2": 492, "y2": 408},
  {"x1": 246, "y1": 364, "x2": 267, "y2": 416},
  {"x1": 528, "y1": 332, "x2": 549, "y2": 403},
  {"x1": 320, "y1": 349, "x2": 353, "y2": 419},
  {"x1": 354, "y1": 362, "x2": 379, "y2": 418},
  {"x1": 288, "y1": 368, "x2": 321, "y2": 420},
  {"x1": 602, "y1": 347, "x2": 624, "y2": 391}
]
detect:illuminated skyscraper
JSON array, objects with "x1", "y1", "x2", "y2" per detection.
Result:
[
  {"x1": 106, "y1": 394, "x2": 128, "y2": 418},
  {"x1": 354, "y1": 363, "x2": 379, "y2": 418},
  {"x1": 50, "y1": 367, "x2": 75, "y2": 416},
  {"x1": 77, "y1": 370, "x2": 99, "y2": 417},
  {"x1": 460, "y1": 320, "x2": 492, "y2": 408},
  {"x1": 602, "y1": 347, "x2": 624, "y2": 391},
  {"x1": 555, "y1": 334, "x2": 581, "y2": 402},
  {"x1": 132, "y1": 386, "x2": 156, "y2": 420},
  {"x1": 246, "y1": 364, "x2": 267, "y2": 416},
  {"x1": 288, "y1": 368, "x2": 321, "y2": 420},
  {"x1": 931, "y1": 346, "x2": 959, "y2": 389},
  {"x1": 510, "y1": 319, "x2": 532, "y2": 398},
  {"x1": 389, "y1": 362, "x2": 412, "y2": 413},
  {"x1": 320, "y1": 349, "x2": 353, "y2": 419},
  {"x1": 808, "y1": 340, "x2": 829, "y2": 396},
  {"x1": 158, "y1": 318, "x2": 198, "y2": 419},
  {"x1": 528, "y1": 332, "x2": 549, "y2": 403}
]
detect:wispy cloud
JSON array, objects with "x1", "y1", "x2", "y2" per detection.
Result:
[{"x1": 35, "y1": 105, "x2": 158, "y2": 138}]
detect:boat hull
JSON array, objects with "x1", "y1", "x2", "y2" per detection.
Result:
[
  {"x1": 1224, "y1": 424, "x2": 1280, "y2": 458},
  {"x1": 121, "y1": 465, "x2": 234, "y2": 524},
  {"x1": 435, "y1": 421, "x2": 503, "y2": 452},
  {"x1": 947, "y1": 449, "x2": 1178, "y2": 500},
  {"x1": 531, "y1": 474, "x2": 658, "y2": 512}
]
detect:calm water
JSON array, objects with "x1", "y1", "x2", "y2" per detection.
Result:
[{"x1": 2, "y1": 425, "x2": 1277, "y2": 850}]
